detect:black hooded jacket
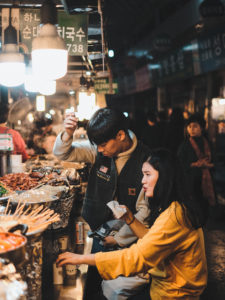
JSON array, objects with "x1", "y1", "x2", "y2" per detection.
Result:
[{"x1": 81, "y1": 141, "x2": 150, "y2": 231}]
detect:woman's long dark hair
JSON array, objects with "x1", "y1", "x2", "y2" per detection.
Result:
[{"x1": 146, "y1": 149, "x2": 204, "y2": 229}]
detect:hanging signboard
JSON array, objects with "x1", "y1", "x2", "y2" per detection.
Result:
[
  {"x1": 195, "y1": 27, "x2": 225, "y2": 74},
  {"x1": 149, "y1": 48, "x2": 193, "y2": 85},
  {"x1": 199, "y1": 0, "x2": 225, "y2": 18},
  {"x1": 135, "y1": 65, "x2": 152, "y2": 92},
  {"x1": 58, "y1": 12, "x2": 88, "y2": 56},
  {"x1": 19, "y1": 9, "x2": 88, "y2": 56},
  {"x1": 19, "y1": 9, "x2": 40, "y2": 54},
  {"x1": 94, "y1": 78, "x2": 118, "y2": 94},
  {"x1": 1, "y1": 8, "x2": 20, "y2": 45}
]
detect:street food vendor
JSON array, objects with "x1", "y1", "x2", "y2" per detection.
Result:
[{"x1": 0, "y1": 103, "x2": 28, "y2": 162}]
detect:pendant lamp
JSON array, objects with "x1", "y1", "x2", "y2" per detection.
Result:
[
  {"x1": 0, "y1": 9, "x2": 25, "y2": 87},
  {"x1": 32, "y1": 0, "x2": 68, "y2": 80}
]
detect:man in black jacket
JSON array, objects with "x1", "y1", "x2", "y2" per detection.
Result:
[{"x1": 53, "y1": 108, "x2": 150, "y2": 299}]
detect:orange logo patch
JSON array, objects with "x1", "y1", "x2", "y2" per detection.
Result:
[{"x1": 128, "y1": 188, "x2": 136, "y2": 196}]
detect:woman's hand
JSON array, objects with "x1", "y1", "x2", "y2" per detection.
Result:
[
  {"x1": 120, "y1": 205, "x2": 135, "y2": 225},
  {"x1": 56, "y1": 252, "x2": 96, "y2": 267},
  {"x1": 119, "y1": 205, "x2": 148, "y2": 239},
  {"x1": 56, "y1": 252, "x2": 82, "y2": 267},
  {"x1": 103, "y1": 236, "x2": 118, "y2": 247}
]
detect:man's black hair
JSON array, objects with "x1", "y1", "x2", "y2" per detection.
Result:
[
  {"x1": 87, "y1": 108, "x2": 129, "y2": 145},
  {"x1": 0, "y1": 103, "x2": 9, "y2": 123}
]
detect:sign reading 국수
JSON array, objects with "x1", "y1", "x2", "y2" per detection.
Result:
[{"x1": 19, "y1": 9, "x2": 88, "y2": 56}]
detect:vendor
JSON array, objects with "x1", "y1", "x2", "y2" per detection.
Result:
[{"x1": 0, "y1": 103, "x2": 28, "y2": 162}]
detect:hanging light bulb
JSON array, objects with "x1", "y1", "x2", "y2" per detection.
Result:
[
  {"x1": 24, "y1": 66, "x2": 39, "y2": 93},
  {"x1": 32, "y1": 0, "x2": 68, "y2": 80},
  {"x1": 24, "y1": 73, "x2": 39, "y2": 93},
  {"x1": 38, "y1": 80, "x2": 56, "y2": 95},
  {"x1": 36, "y1": 95, "x2": 46, "y2": 112},
  {"x1": 0, "y1": 8, "x2": 25, "y2": 87}
]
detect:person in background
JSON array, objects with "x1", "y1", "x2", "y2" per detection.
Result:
[
  {"x1": 53, "y1": 108, "x2": 151, "y2": 300},
  {"x1": 57, "y1": 149, "x2": 207, "y2": 300},
  {"x1": 216, "y1": 121, "x2": 225, "y2": 158},
  {"x1": 164, "y1": 107, "x2": 185, "y2": 154},
  {"x1": 27, "y1": 114, "x2": 57, "y2": 155},
  {"x1": 141, "y1": 111, "x2": 162, "y2": 149},
  {"x1": 0, "y1": 103, "x2": 28, "y2": 162},
  {"x1": 42, "y1": 132, "x2": 57, "y2": 154},
  {"x1": 178, "y1": 113, "x2": 216, "y2": 222}
]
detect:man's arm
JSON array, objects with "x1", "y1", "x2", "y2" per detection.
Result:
[
  {"x1": 53, "y1": 112, "x2": 96, "y2": 163},
  {"x1": 53, "y1": 133, "x2": 96, "y2": 163},
  {"x1": 106, "y1": 190, "x2": 150, "y2": 247}
]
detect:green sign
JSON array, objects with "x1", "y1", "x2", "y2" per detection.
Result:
[
  {"x1": 94, "y1": 78, "x2": 118, "y2": 94},
  {"x1": 58, "y1": 12, "x2": 88, "y2": 56},
  {"x1": 19, "y1": 9, "x2": 88, "y2": 56}
]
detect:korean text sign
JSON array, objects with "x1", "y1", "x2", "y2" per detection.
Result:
[{"x1": 19, "y1": 9, "x2": 88, "y2": 56}]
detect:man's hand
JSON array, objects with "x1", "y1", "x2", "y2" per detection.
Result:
[
  {"x1": 62, "y1": 112, "x2": 79, "y2": 141},
  {"x1": 103, "y1": 236, "x2": 118, "y2": 247}
]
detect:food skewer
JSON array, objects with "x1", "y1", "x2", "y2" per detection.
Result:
[
  {"x1": 4, "y1": 197, "x2": 11, "y2": 215},
  {"x1": 1, "y1": 198, "x2": 60, "y2": 233}
]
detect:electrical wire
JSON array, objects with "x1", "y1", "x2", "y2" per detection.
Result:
[{"x1": 98, "y1": 0, "x2": 105, "y2": 72}]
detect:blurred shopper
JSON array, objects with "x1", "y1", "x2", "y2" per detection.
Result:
[
  {"x1": 216, "y1": 121, "x2": 225, "y2": 159},
  {"x1": 178, "y1": 113, "x2": 216, "y2": 222},
  {"x1": 27, "y1": 114, "x2": 57, "y2": 155},
  {"x1": 42, "y1": 132, "x2": 57, "y2": 154},
  {"x1": 57, "y1": 149, "x2": 207, "y2": 300},
  {"x1": 141, "y1": 111, "x2": 162, "y2": 149},
  {"x1": 53, "y1": 108, "x2": 151, "y2": 300},
  {"x1": 164, "y1": 107, "x2": 185, "y2": 154},
  {"x1": 0, "y1": 103, "x2": 28, "y2": 162}
]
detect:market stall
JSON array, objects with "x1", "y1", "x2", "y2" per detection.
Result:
[{"x1": 0, "y1": 154, "x2": 89, "y2": 299}]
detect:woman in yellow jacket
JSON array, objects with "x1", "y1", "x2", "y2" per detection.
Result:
[{"x1": 57, "y1": 149, "x2": 207, "y2": 300}]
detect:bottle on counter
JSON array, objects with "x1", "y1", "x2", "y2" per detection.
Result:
[
  {"x1": 75, "y1": 219, "x2": 85, "y2": 254},
  {"x1": 64, "y1": 263, "x2": 78, "y2": 286},
  {"x1": 0, "y1": 133, "x2": 13, "y2": 176},
  {"x1": 53, "y1": 233, "x2": 69, "y2": 285},
  {"x1": 52, "y1": 261, "x2": 64, "y2": 285}
]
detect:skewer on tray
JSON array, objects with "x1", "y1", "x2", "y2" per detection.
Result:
[{"x1": 0, "y1": 199, "x2": 60, "y2": 233}]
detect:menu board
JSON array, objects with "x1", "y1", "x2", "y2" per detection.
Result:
[{"x1": 196, "y1": 27, "x2": 225, "y2": 74}]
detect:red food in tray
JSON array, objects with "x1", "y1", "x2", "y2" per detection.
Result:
[{"x1": 0, "y1": 233, "x2": 25, "y2": 253}]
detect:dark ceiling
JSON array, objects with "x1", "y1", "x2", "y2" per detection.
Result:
[{"x1": 0, "y1": 0, "x2": 179, "y2": 77}]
